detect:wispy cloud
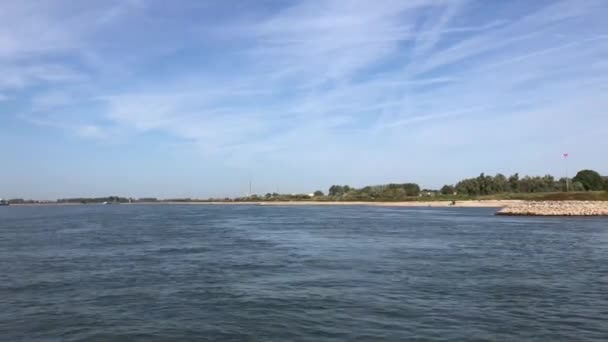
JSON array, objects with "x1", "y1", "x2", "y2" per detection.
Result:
[{"x1": 3, "y1": 0, "x2": 608, "y2": 193}]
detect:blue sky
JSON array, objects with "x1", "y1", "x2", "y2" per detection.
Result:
[{"x1": 1, "y1": 0, "x2": 607, "y2": 199}]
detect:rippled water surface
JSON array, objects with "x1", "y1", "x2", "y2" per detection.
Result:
[{"x1": 1, "y1": 204, "x2": 607, "y2": 341}]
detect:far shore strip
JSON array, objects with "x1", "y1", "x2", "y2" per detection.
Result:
[
  {"x1": 12, "y1": 200, "x2": 608, "y2": 216},
  {"x1": 123, "y1": 200, "x2": 524, "y2": 207},
  {"x1": 11, "y1": 200, "x2": 522, "y2": 207},
  {"x1": 254, "y1": 200, "x2": 522, "y2": 207}
]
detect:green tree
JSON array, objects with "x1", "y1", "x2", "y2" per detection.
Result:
[
  {"x1": 328, "y1": 185, "x2": 351, "y2": 196},
  {"x1": 572, "y1": 170, "x2": 604, "y2": 191},
  {"x1": 440, "y1": 185, "x2": 455, "y2": 195},
  {"x1": 493, "y1": 173, "x2": 508, "y2": 193},
  {"x1": 557, "y1": 178, "x2": 569, "y2": 192},
  {"x1": 328, "y1": 185, "x2": 343, "y2": 196},
  {"x1": 477, "y1": 173, "x2": 487, "y2": 195},
  {"x1": 455, "y1": 178, "x2": 480, "y2": 196},
  {"x1": 571, "y1": 181, "x2": 585, "y2": 192},
  {"x1": 401, "y1": 183, "x2": 420, "y2": 197},
  {"x1": 313, "y1": 190, "x2": 324, "y2": 197},
  {"x1": 541, "y1": 175, "x2": 556, "y2": 191},
  {"x1": 508, "y1": 173, "x2": 520, "y2": 193}
]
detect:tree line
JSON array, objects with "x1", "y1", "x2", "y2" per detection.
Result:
[
  {"x1": 441, "y1": 169, "x2": 607, "y2": 196},
  {"x1": 324, "y1": 169, "x2": 606, "y2": 201},
  {"x1": 58, "y1": 196, "x2": 130, "y2": 204},
  {"x1": 5, "y1": 169, "x2": 606, "y2": 204},
  {"x1": 327, "y1": 183, "x2": 421, "y2": 201}
]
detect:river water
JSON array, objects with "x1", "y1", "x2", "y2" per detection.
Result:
[{"x1": 1, "y1": 204, "x2": 607, "y2": 341}]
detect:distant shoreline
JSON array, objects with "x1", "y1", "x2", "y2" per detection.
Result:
[
  {"x1": 10, "y1": 200, "x2": 522, "y2": 208},
  {"x1": 9, "y1": 200, "x2": 608, "y2": 216},
  {"x1": 239, "y1": 200, "x2": 520, "y2": 208}
]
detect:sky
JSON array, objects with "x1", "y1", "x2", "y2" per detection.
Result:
[{"x1": 1, "y1": 0, "x2": 607, "y2": 199}]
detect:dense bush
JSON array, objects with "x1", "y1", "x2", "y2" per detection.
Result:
[
  {"x1": 443, "y1": 169, "x2": 605, "y2": 196},
  {"x1": 327, "y1": 183, "x2": 420, "y2": 200},
  {"x1": 328, "y1": 185, "x2": 352, "y2": 196},
  {"x1": 440, "y1": 185, "x2": 455, "y2": 195},
  {"x1": 452, "y1": 173, "x2": 563, "y2": 196},
  {"x1": 572, "y1": 170, "x2": 604, "y2": 191}
]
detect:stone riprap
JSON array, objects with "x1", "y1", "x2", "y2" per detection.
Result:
[{"x1": 497, "y1": 201, "x2": 608, "y2": 216}]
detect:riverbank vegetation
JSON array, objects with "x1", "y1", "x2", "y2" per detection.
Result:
[
  {"x1": 303, "y1": 169, "x2": 607, "y2": 202},
  {"x1": 57, "y1": 196, "x2": 131, "y2": 204},
  {"x1": 447, "y1": 170, "x2": 606, "y2": 197},
  {"x1": 4, "y1": 169, "x2": 607, "y2": 204}
]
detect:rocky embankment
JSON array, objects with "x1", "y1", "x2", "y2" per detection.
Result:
[{"x1": 497, "y1": 201, "x2": 608, "y2": 216}]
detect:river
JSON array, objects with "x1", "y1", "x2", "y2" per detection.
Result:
[{"x1": 1, "y1": 204, "x2": 607, "y2": 341}]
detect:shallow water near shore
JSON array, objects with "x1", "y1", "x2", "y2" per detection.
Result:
[{"x1": 1, "y1": 204, "x2": 607, "y2": 341}]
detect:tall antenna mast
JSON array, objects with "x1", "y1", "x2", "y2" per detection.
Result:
[{"x1": 563, "y1": 153, "x2": 569, "y2": 192}]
